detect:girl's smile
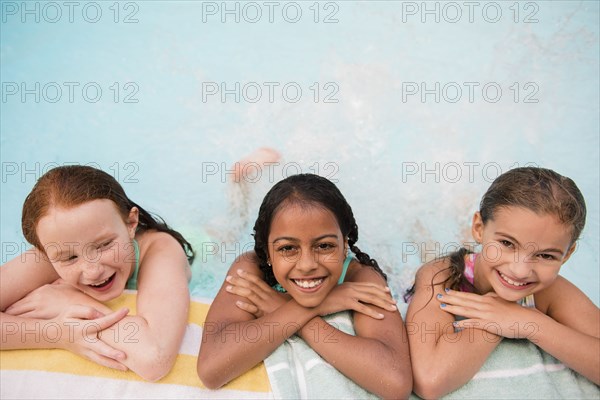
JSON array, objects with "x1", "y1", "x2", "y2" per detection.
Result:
[
  {"x1": 268, "y1": 202, "x2": 346, "y2": 307},
  {"x1": 472, "y1": 206, "x2": 575, "y2": 301},
  {"x1": 36, "y1": 199, "x2": 139, "y2": 301}
]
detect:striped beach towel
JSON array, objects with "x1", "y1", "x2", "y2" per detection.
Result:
[
  {"x1": 0, "y1": 292, "x2": 272, "y2": 399},
  {"x1": 397, "y1": 303, "x2": 600, "y2": 399}
]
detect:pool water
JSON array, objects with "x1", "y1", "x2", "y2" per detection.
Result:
[{"x1": 1, "y1": 1, "x2": 598, "y2": 304}]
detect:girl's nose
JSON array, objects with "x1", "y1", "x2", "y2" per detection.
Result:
[
  {"x1": 80, "y1": 260, "x2": 103, "y2": 281},
  {"x1": 508, "y1": 258, "x2": 532, "y2": 280},
  {"x1": 295, "y1": 249, "x2": 318, "y2": 274}
]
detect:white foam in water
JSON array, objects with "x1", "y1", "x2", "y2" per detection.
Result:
[{"x1": 0, "y1": 2, "x2": 598, "y2": 305}]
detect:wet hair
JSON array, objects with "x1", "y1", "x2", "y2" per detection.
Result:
[
  {"x1": 405, "y1": 167, "x2": 586, "y2": 301},
  {"x1": 252, "y1": 173, "x2": 386, "y2": 286},
  {"x1": 22, "y1": 165, "x2": 195, "y2": 263}
]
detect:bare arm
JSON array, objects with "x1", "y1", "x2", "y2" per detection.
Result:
[
  {"x1": 297, "y1": 266, "x2": 412, "y2": 399},
  {"x1": 1, "y1": 251, "x2": 129, "y2": 368},
  {"x1": 196, "y1": 254, "x2": 320, "y2": 389},
  {"x1": 441, "y1": 275, "x2": 599, "y2": 386},
  {"x1": 512, "y1": 277, "x2": 598, "y2": 384},
  {"x1": 98, "y1": 232, "x2": 190, "y2": 381},
  {"x1": 1, "y1": 234, "x2": 190, "y2": 382},
  {"x1": 406, "y1": 261, "x2": 501, "y2": 399},
  {"x1": 539, "y1": 277, "x2": 600, "y2": 384},
  {"x1": 1, "y1": 248, "x2": 59, "y2": 312}
]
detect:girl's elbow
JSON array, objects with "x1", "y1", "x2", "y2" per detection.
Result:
[
  {"x1": 197, "y1": 364, "x2": 227, "y2": 390},
  {"x1": 412, "y1": 372, "x2": 449, "y2": 400},
  {"x1": 381, "y1": 368, "x2": 413, "y2": 399},
  {"x1": 137, "y1": 347, "x2": 177, "y2": 382}
]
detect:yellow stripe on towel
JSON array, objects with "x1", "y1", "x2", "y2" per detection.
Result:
[
  {"x1": 0, "y1": 351, "x2": 270, "y2": 392},
  {"x1": 0, "y1": 293, "x2": 271, "y2": 393},
  {"x1": 105, "y1": 292, "x2": 210, "y2": 326}
]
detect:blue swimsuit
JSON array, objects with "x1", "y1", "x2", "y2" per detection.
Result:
[
  {"x1": 272, "y1": 255, "x2": 353, "y2": 293},
  {"x1": 125, "y1": 240, "x2": 140, "y2": 290}
]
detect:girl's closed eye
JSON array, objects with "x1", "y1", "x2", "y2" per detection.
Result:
[
  {"x1": 60, "y1": 255, "x2": 78, "y2": 265},
  {"x1": 98, "y1": 240, "x2": 114, "y2": 250}
]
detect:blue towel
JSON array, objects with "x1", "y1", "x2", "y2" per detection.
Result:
[{"x1": 264, "y1": 311, "x2": 379, "y2": 399}]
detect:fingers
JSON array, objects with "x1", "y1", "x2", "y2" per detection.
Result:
[
  {"x1": 63, "y1": 306, "x2": 129, "y2": 331},
  {"x1": 92, "y1": 308, "x2": 130, "y2": 331},
  {"x1": 84, "y1": 349, "x2": 128, "y2": 371},
  {"x1": 343, "y1": 284, "x2": 397, "y2": 312},
  {"x1": 88, "y1": 335, "x2": 128, "y2": 362},
  {"x1": 63, "y1": 304, "x2": 105, "y2": 320},
  {"x1": 234, "y1": 301, "x2": 260, "y2": 317},
  {"x1": 352, "y1": 303, "x2": 385, "y2": 320},
  {"x1": 355, "y1": 292, "x2": 397, "y2": 312},
  {"x1": 440, "y1": 288, "x2": 487, "y2": 303},
  {"x1": 225, "y1": 272, "x2": 272, "y2": 301},
  {"x1": 225, "y1": 284, "x2": 254, "y2": 298},
  {"x1": 236, "y1": 269, "x2": 273, "y2": 291},
  {"x1": 5, "y1": 301, "x2": 33, "y2": 316}
]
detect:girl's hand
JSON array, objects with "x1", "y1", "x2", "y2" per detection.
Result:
[
  {"x1": 225, "y1": 269, "x2": 290, "y2": 317},
  {"x1": 55, "y1": 305, "x2": 130, "y2": 370},
  {"x1": 5, "y1": 282, "x2": 86, "y2": 319},
  {"x1": 437, "y1": 289, "x2": 541, "y2": 340},
  {"x1": 317, "y1": 282, "x2": 397, "y2": 319}
]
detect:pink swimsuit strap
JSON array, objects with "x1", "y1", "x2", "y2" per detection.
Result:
[
  {"x1": 462, "y1": 252, "x2": 535, "y2": 308},
  {"x1": 459, "y1": 253, "x2": 477, "y2": 292}
]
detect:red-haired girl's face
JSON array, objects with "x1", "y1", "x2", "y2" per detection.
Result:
[
  {"x1": 471, "y1": 206, "x2": 575, "y2": 301},
  {"x1": 36, "y1": 199, "x2": 139, "y2": 301},
  {"x1": 268, "y1": 203, "x2": 347, "y2": 308}
]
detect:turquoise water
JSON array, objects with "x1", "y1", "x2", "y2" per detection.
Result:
[{"x1": 1, "y1": 1, "x2": 598, "y2": 304}]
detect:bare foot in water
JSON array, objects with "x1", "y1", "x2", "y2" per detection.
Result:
[{"x1": 232, "y1": 147, "x2": 282, "y2": 183}]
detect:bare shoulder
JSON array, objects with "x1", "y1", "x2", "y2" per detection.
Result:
[
  {"x1": 204, "y1": 251, "x2": 262, "y2": 325},
  {"x1": 535, "y1": 275, "x2": 598, "y2": 313},
  {"x1": 535, "y1": 275, "x2": 599, "y2": 337},
  {"x1": 138, "y1": 231, "x2": 186, "y2": 257},
  {"x1": 228, "y1": 251, "x2": 263, "y2": 277},
  {"x1": 406, "y1": 258, "x2": 455, "y2": 322},
  {"x1": 413, "y1": 257, "x2": 452, "y2": 289},
  {"x1": 135, "y1": 231, "x2": 190, "y2": 292},
  {"x1": 346, "y1": 261, "x2": 387, "y2": 285}
]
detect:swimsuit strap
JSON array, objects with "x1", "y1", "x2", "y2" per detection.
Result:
[
  {"x1": 463, "y1": 253, "x2": 477, "y2": 286},
  {"x1": 126, "y1": 239, "x2": 140, "y2": 290},
  {"x1": 337, "y1": 254, "x2": 352, "y2": 284}
]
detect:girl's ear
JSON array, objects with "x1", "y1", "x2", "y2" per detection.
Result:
[
  {"x1": 561, "y1": 242, "x2": 577, "y2": 265},
  {"x1": 127, "y1": 207, "x2": 139, "y2": 238},
  {"x1": 471, "y1": 212, "x2": 484, "y2": 243}
]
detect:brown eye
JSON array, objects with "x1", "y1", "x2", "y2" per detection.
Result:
[
  {"x1": 278, "y1": 245, "x2": 296, "y2": 253},
  {"x1": 316, "y1": 243, "x2": 335, "y2": 251}
]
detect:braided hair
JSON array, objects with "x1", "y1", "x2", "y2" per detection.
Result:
[{"x1": 252, "y1": 173, "x2": 386, "y2": 286}]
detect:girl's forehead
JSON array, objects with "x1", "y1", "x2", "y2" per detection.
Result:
[
  {"x1": 488, "y1": 206, "x2": 573, "y2": 250},
  {"x1": 269, "y1": 203, "x2": 341, "y2": 236},
  {"x1": 37, "y1": 200, "x2": 125, "y2": 242}
]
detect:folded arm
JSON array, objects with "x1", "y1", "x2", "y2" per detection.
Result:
[
  {"x1": 406, "y1": 261, "x2": 501, "y2": 399},
  {"x1": 297, "y1": 267, "x2": 412, "y2": 399},
  {"x1": 1, "y1": 234, "x2": 190, "y2": 382},
  {"x1": 197, "y1": 254, "x2": 320, "y2": 389}
]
